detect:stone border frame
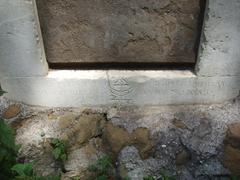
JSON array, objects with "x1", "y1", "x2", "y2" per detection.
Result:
[{"x1": 0, "y1": 0, "x2": 239, "y2": 107}]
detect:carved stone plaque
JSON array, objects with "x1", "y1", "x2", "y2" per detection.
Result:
[{"x1": 37, "y1": 0, "x2": 204, "y2": 64}]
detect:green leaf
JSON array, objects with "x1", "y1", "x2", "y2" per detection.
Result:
[
  {"x1": 0, "y1": 119, "x2": 16, "y2": 150},
  {"x1": 87, "y1": 155, "x2": 113, "y2": 179},
  {"x1": 52, "y1": 148, "x2": 61, "y2": 160},
  {"x1": 97, "y1": 155, "x2": 112, "y2": 174},
  {"x1": 0, "y1": 148, "x2": 8, "y2": 162},
  {"x1": 14, "y1": 175, "x2": 35, "y2": 180},
  {"x1": 60, "y1": 153, "x2": 67, "y2": 162},
  {"x1": 0, "y1": 86, "x2": 6, "y2": 96},
  {"x1": 96, "y1": 175, "x2": 108, "y2": 180},
  {"x1": 36, "y1": 175, "x2": 61, "y2": 180},
  {"x1": 51, "y1": 138, "x2": 67, "y2": 163},
  {"x1": 51, "y1": 139, "x2": 60, "y2": 146},
  {"x1": 88, "y1": 164, "x2": 98, "y2": 172},
  {"x1": 143, "y1": 176, "x2": 155, "y2": 180},
  {"x1": 159, "y1": 170, "x2": 176, "y2": 180},
  {"x1": 11, "y1": 163, "x2": 34, "y2": 176}
]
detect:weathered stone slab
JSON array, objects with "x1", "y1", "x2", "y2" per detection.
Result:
[
  {"x1": 36, "y1": 0, "x2": 203, "y2": 64},
  {"x1": 0, "y1": 0, "x2": 48, "y2": 77},
  {"x1": 196, "y1": 0, "x2": 240, "y2": 76},
  {"x1": 1, "y1": 70, "x2": 239, "y2": 107}
]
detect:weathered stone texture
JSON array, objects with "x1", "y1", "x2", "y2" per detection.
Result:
[
  {"x1": 224, "y1": 123, "x2": 240, "y2": 175},
  {"x1": 2, "y1": 104, "x2": 21, "y2": 119},
  {"x1": 36, "y1": 0, "x2": 203, "y2": 64}
]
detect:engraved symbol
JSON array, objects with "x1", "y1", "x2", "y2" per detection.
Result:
[{"x1": 107, "y1": 73, "x2": 133, "y2": 102}]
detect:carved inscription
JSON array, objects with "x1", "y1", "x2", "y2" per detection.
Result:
[
  {"x1": 107, "y1": 73, "x2": 133, "y2": 103},
  {"x1": 152, "y1": 80, "x2": 227, "y2": 97}
]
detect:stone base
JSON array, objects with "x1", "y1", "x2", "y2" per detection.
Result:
[
  {"x1": 2, "y1": 96, "x2": 239, "y2": 179},
  {"x1": 1, "y1": 70, "x2": 239, "y2": 107}
]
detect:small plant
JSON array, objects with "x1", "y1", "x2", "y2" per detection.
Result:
[
  {"x1": 0, "y1": 117, "x2": 19, "y2": 179},
  {"x1": 50, "y1": 138, "x2": 68, "y2": 172},
  {"x1": 159, "y1": 170, "x2": 176, "y2": 180},
  {"x1": 88, "y1": 155, "x2": 113, "y2": 180},
  {"x1": 0, "y1": 87, "x2": 60, "y2": 179},
  {"x1": 143, "y1": 171, "x2": 176, "y2": 180},
  {"x1": 143, "y1": 176, "x2": 155, "y2": 180},
  {"x1": 51, "y1": 138, "x2": 68, "y2": 162},
  {"x1": 231, "y1": 175, "x2": 239, "y2": 180},
  {"x1": 0, "y1": 85, "x2": 19, "y2": 179},
  {"x1": 0, "y1": 85, "x2": 6, "y2": 96},
  {"x1": 12, "y1": 162, "x2": 60, "y2": 180},
  {"x1": 0, "y1": 87, "x2": 19, "y2": 179},
  {"x1": 11, "y1": 162, "x2": 34, "y2": 179},
  {"x1": 0, "y1": 117, "x2": 61, "y2": 180}
]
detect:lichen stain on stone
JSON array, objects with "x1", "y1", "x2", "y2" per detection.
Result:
[
  {"x1": 103, "y1": 122, "x2": 131, "y2": 155},
  {"x1": 57, "y1": 112, "x2": 154, "y2": 159},
  {"x1": 175, "y1": 148, "x2": 191, "y2": 166},
  {"x1": 3, "y1": 104, "x2": 21, "y2": 119},
  {"x1": 103, "y1": 122, "x2": 154, "y2": 159},
  {"x1": 224, "y1": 145, "x2": 240, "y2": 176},
  {"x1": 223, "y1": 122, "x2": 240, "y2": 175},
  {"x1": 58, "y1": 113, "x2": 106, "y2": 146},
  {"x1": 172, "y1": 118, "x2": 189, "y2": 129}
]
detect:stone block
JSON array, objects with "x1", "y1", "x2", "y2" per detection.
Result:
[{"x1": 37, "y1": 0, "x2": 203, "y2": 64}]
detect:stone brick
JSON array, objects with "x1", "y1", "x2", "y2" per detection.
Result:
[{"x1": 37, "y1": 0, "x2": 203, "y2": 64}]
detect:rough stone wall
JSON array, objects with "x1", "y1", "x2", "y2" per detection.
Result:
[
  {"x1": 1, "y1": 96, "x2": 240, "y2": 179},
  {"x1": 36, "y1": 0, "x2": 203, "y2": 64}
]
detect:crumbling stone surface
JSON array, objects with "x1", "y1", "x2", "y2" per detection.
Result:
[
  {"x1": 63, "y1": 138, "x2": 104, "y2": 179},
  {"x1": 1, "y1": 96, "x2": 240, "y2": 179},
  {"x1": 118, "y1": 146, "x2": 160, "y2": 179},
  {"x1": 36, "y1": 0, "x2": 203, "y2": 64}
]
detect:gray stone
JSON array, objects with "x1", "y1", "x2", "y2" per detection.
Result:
[
  {"x1": 193, "y1": 118, "x2": 212, "y2": 138},
  {"x1": 0, "y1": 0, "x2": 48, "y2": 77},
  {"x1": 3, "y1": 96, "x2": 240, "y2": 179},
  {"x1": 1, "y1": 70, "x2": 240, "y2": 107},
  {"x1": 196, "y1": 0, "x2": 240, "y2": 76},
  {"x1": 195, "y1": 159, "x2": 230, "y2": 177},
  {"x1": 36, "y1": 0, "x2": 202, "y2": 63},
  {"x1": 118, "y1": 146, "x2": 161, "y2": 180}
]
